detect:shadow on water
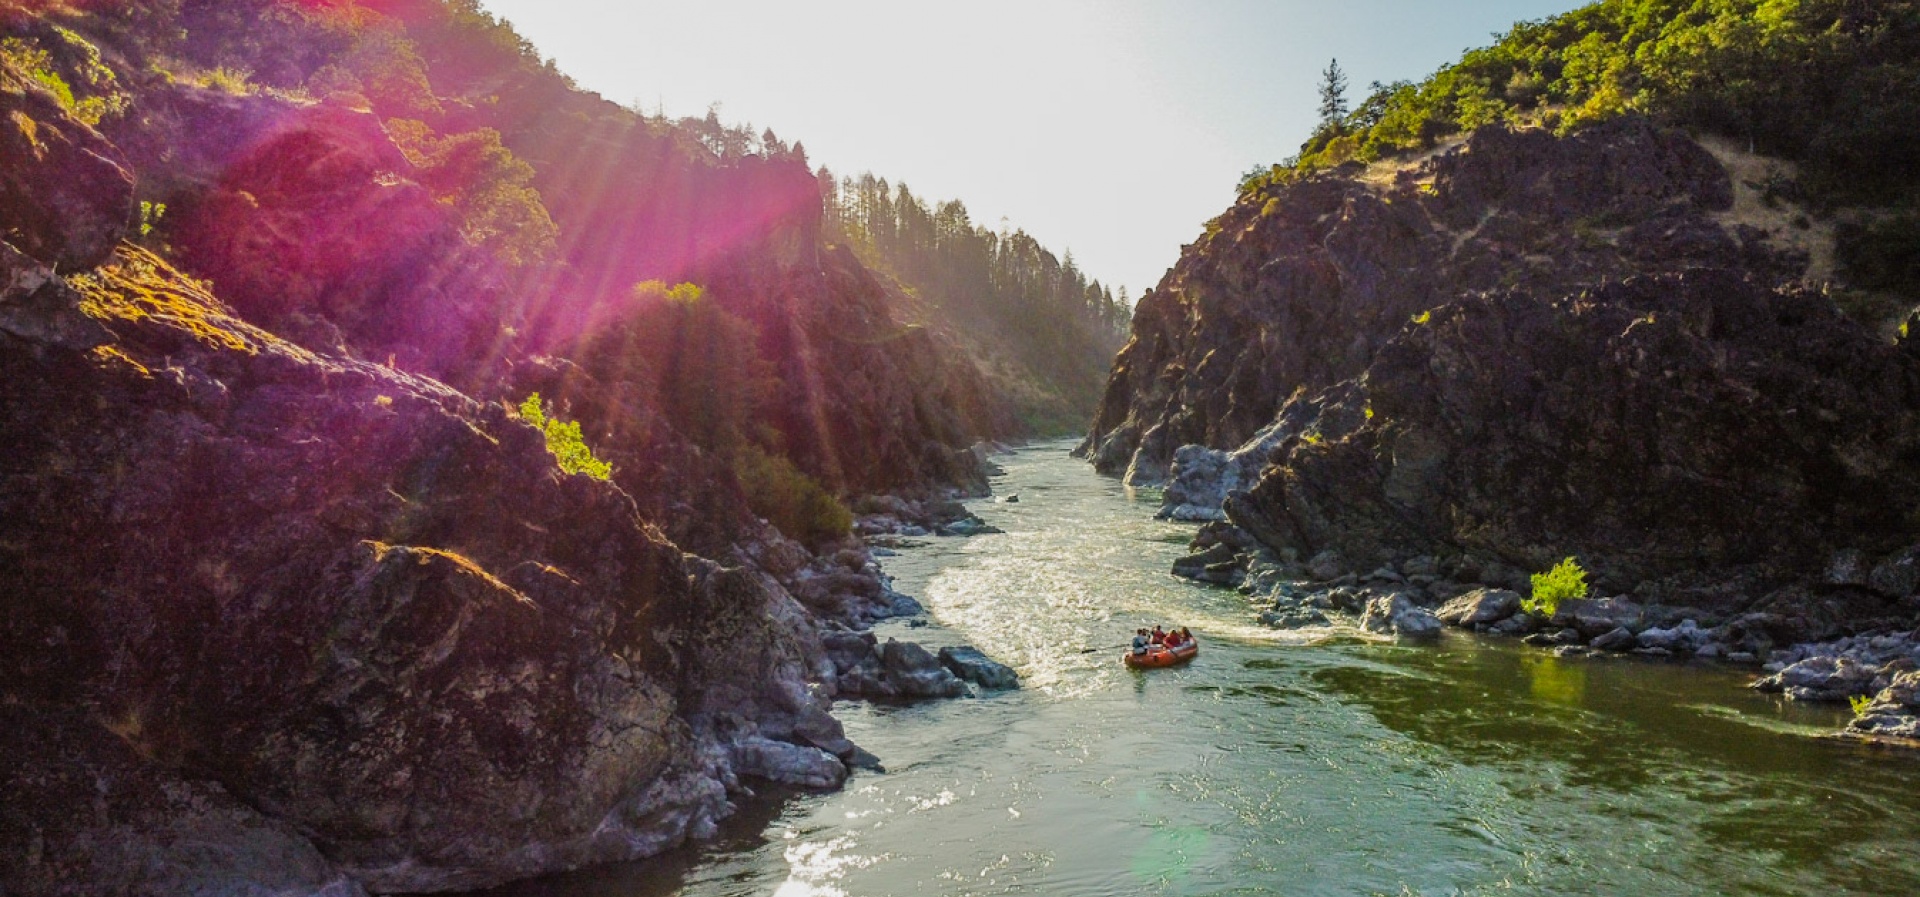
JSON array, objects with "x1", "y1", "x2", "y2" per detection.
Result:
[{"x1": 456, "y1": 786, "x2": 801, "y2": 897}]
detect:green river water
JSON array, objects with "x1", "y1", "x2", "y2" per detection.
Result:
[{"x1": 492, "y1": 441, "x2": 1920, "y2": 896}]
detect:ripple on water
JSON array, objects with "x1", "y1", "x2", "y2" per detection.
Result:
[{"x1": 478, "y1": 441, "x2": 1920, "y2": 897}]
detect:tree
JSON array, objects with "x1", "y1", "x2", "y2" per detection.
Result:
[{"x1": 1317, "y1": 58, "x2": 1349, "y2": 128}]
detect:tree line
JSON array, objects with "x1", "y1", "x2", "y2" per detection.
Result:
[{"x1": 819, "y1": 172, "x2": 1131, "y2": 431}]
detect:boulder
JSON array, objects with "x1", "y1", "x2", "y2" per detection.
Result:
[
  {"x1": 880, "y1": 639, "x2": 968, "y2": 698},
  {"x1": 1360, "y1": 593, "x2": 1442, "y2": 639},
  {"x1": 1590, "y1": 627, "x2": 1637, "y2": 652},
  {"x1": 1553, "y1": 597, "x2": 1646, "y2": 639},
  {"x1": 1846, "y1": 671, "x2": 1920, "y2": 740},
  {"x1": 938, "y1": 646, "x2": 1020, "y2": 690},
  {"x1": 1751, "y1": 655, "x2": 1880, "y2": 702},
  {"x1": 1174, "y1": 543, "x2": 1241, "y2": 582},
  {"x1": 1486, "y1": 613, "x2": 1536, "y2": 636},
  {"x1": 1307, "y1": 549, "x2": 1347, "y2": 582},
  {"x1": 1436, "y1": 588, "x2": 1521, "y2": 627},
  {"x1": 1635, "y1": 619, "x2": 1708, "y2": 653},
  {"x1": 1259, "y1": 607, "x2": 1332, "y2": 629},
  {"x1": 730, "y1": 737, "x2": 848, "y2": 789},
  {"x1": 1159, "y1": 443, "x2": 1236, "y2": 521}
]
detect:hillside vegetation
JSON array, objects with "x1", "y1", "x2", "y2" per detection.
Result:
[
  {"x1": 825, "y1": 174, "x2": 1131, "y2": 433},
  {"x1": 1251, "y1": 0, "x2": 1919, "y2": 314}
]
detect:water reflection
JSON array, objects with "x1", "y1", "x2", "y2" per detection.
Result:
[{"x1": 1523, "y1": 653, "x2": 1586, "y2": 706}]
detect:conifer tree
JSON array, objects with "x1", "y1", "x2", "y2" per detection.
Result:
[{"x1": 1318, "y1": 58, "x2": 1349, "y2": 129}]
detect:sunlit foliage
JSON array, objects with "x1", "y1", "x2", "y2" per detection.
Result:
[
  {"x1": 1526, "y1": 557, "x2": 1590, "y2": 617},
  {"x1": 388, "y1": 119, "x2": 557, "y2": 270},
  {"x1": 518, "y1": 392, "x2": 612, "y2": 480},
  {"x1": 1, "y1": 27, "x2": 127, "y2": 125},
  {"x1": 823, "y1": 173, "x2": 1130, "y2": 431},
  {"x1": 1249, "y1": 0, "x2": 1920, "y2": 207}
]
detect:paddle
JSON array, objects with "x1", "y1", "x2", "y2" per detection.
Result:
[{"x1": 1079, "y1": 643, "x2": 1131, "y2": 654}]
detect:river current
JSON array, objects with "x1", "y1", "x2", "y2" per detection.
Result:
[{"x1": 492, "y1": 441, "x2": 1920, "y2": 896}]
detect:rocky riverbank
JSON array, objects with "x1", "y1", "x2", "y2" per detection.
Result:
[
  {"x1": 1172, "y1": 519, "x2": 1920, "y2": 746},
  {"x1": 1080, "y1": 109, "x2": 1920, "y2": 747}
]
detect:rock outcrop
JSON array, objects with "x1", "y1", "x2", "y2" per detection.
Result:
[
  {"x1": 1226, "y1": 270, "x2": 1920, "y2": 596},
  {"x1": 0, "y1": 8, "x2": 1034, "y2": 893},
  {"x1": 1, "y1": 55, "x2": 134, "y2": 270},
  {"x1": 0, "y1": 241, "x2": 862, "y2": 892},
  {"x1": 1090, "y1": 116, "x2": 1920, "y2": 621},
  {"x1": 1082, "y1": 117, "x2": 1763, "y2": 489}
]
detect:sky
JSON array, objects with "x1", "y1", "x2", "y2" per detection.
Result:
[{"x1": 479, "y1": 0, "x2": 1590, "y2": 300}]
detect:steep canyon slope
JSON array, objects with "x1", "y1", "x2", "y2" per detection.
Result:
[
  {"x1": 1083, "y1": 0, "x2": 1920, "y2": 619},
  {"x1": 0, "y1": 1, "x2": 1080, "y2": 893}
]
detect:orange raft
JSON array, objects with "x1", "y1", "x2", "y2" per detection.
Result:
[{"x1": 1123, "y1": 638, "x2": 1199, "y2": 669}]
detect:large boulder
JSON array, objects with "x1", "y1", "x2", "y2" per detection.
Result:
[
  {"x1": 1436, "y1": 589, "x2": 1522, "y2": 627},
  {"x1": 730, "y1": 737, "x2": 848, "y2": 790},
  {"x1": 880, "y1": 639, "x2": 969, "y2": 698},
  {"x1": 1847, "y1": 671, "x2": 1920, "y2": 741},
  {"x1": 1751, "y1": 655, "x2": 1881, "y2": 702},
  {"x1": 938, "y1": 646, "x2": 1020, "y2": 690},
  {"x1": 1553, "y1": 598, "x2": 1648, "y2": 639},
  {"x1": 1360, "y1": 593, "x2": 1443, "y2": 639}
]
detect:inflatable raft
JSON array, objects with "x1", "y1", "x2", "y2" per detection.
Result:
[{"x1": 1123, "y1": 639, "x2": 1199, "y2": 669}]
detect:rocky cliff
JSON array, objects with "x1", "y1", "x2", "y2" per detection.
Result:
[
  {"x1": 0, "y1": 6, "x2": 1024, "y2": 894},
  {"x1": 1084, "y1": 115, "x2": 1920, "y2": 616}
]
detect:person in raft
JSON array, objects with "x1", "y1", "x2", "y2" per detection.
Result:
[
  {"x1": 1151, "y1": 625, "x2": 1167, "y2": 645},
  {"x1": 1132, "y1": 629, "x2": 1151, "y2": 655},
  {"x1": 1163, "y1": 628, "x2": 1185, "y2": 648}
]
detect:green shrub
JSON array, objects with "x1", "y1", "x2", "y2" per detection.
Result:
[
  {"x1": 1850, "y1": 694, "x2": 1873, "y2": 715},
  {"x1": 518, "y1": 393, "x2": 611, "y2": 480},
  {"x1": 138, "y1": 201, "x2": 166, "y2": 239},
  {"x1": 1525, "y1": 556, "x2": 1589, "y2": 617},
  {"x1": 734, "y1": 445, "x2": 851, "y2": 548}
]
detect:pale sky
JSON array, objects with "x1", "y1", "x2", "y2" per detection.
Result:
[{"x1": 480, "y1": 0, "x2": 1588, "y2": 300}]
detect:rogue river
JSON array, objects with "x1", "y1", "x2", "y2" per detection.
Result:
[{"x1": 487, "y1": 441, "x2": 1920, "y2": 896}]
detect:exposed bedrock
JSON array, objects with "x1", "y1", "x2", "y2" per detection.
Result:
[
  {"x1": 0, "y1": 59, "x2": 136, "y2": 271},
  {"x1": 1226, "y1": 269, "x2": 1920, "y2": 598},
  {"x1": 1081, "y1": 116, "x2": 1793, "y2": 494},
  {"x1": 0, "y1": 241, "x2": 971, "y2": 893}
]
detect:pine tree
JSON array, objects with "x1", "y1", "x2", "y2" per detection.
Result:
[{"x1": 1318, "y1": 58, "x2": 1349, "y2": 129}]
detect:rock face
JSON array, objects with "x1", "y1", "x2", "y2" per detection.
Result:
[
  {"x1": 1092, "y1": 112, "x2": 1920, "y2": 657},
  {"x1": 1084, "y1": 117, "x2": 1920, "y2": 605},
  {"x1": 1226, "y1": 270, "x2": 1920, "y2": 592},
  {"x1": 0, "y1": 237, "x2": 944, "y2": 892},
  {"x1": 0, "y1": 11, "x2": 1036, "y2": 895},
  {"x1": 0, "y1": 59, "x2": 135, "y2": 270},
  {"x1": 1082, "y1": 117, "x2": 1757, "y2": 487}
]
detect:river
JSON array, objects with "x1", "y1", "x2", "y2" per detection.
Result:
[{"x1": 488, "y1": 440, "x2": 1920, "y2": 896}]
